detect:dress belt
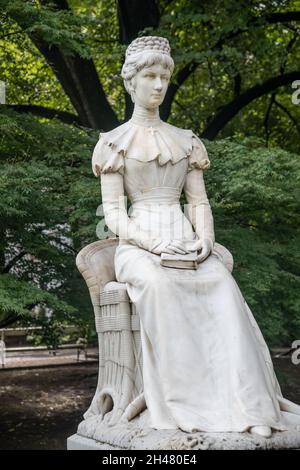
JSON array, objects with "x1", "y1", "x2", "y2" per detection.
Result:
[{"x1": 130, "y1": 186, "x2": 181, "y2": 205}]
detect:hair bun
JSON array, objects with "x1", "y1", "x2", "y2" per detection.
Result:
[{"x1": 125, "y1": 36, "x2": 171, "y2": 58}]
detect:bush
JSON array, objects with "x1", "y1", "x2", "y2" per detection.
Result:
[
  {"x1": 1, "y1": 109, "x2": 299, "y2": 347},
  {"x1": 203, "y1": 138, "x2": 300, "y2": 346}
]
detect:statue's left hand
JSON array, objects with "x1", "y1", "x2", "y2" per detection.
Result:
[{"x1": 192, "y1": 238, "x2": 214, "y2": 264}]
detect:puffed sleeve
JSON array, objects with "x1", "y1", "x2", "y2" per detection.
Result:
[
  {"x1": 187, "y1": 135, "x2": 211, "y2": 172},
  {"x1": 92, "y1": 137, "x2": 125, "y2": 177}
]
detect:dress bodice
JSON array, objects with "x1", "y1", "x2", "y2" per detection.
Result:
[
  {"x1": 92, "y1": 119, "x2": 211, "y2": 203},
  {"x1": 123, "y1": 157, "x2": 188, "y2": 203},
  {"x1": 92, "y1": 119, "x2": 213, "y2": 242}
]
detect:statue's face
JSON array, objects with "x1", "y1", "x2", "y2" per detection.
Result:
[{"x1": 131, "y1": 63, "x2": 171, "y2": 108}]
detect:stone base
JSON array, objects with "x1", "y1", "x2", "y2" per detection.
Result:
[
  {"x1": 67, "y1": 412, "x2": 300, "y2": 450},
  {"x1": 67, "y1": 434, "x2": 121, "y2": 450}
]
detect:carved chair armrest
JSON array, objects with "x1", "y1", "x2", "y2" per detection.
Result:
[
  {"x1": 76, "y1": 238, "x2": 119, "y2": 310},
  {"x1": 213, "y1": 242, "x2": 234, "y2": 273}
]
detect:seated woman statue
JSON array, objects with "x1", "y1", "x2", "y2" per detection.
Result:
[{"x1": 92, "y1": 36, "x2": 300, "y2": 438}]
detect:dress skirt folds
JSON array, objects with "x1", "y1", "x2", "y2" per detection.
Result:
[
  {"x1": 92, "y1": 119, "x2": 300, "y2": 433},
  {"x1": 114, "y1": 188, "x2": 300, "y2": 433}
]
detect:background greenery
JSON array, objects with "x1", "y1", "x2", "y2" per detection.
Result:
[{"x1": 0, "y1": 0, "x2": 299, "y2": 347}]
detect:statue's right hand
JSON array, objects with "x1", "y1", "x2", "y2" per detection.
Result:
[
  {"x1": 149, "y1": 239, "x2": 188, "y2": 255},
  {"x1": 165, "y1": 240, "x2": 189, "y2": 254}
]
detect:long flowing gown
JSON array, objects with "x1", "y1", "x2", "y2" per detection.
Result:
[{"x1": 92, "y1": 119, "x2": 300, "y2": 433}]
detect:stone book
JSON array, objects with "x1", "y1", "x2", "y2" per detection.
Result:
[{"x1": 160, "y1": 251, "x2": 198, "y2": 270}]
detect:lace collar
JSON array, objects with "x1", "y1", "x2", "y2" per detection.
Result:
[
  {"x1": 99, "y1": 120, "x2": 195, "y2": 166},
  {"x1": 92, "y1": 120, "x2": 211, "y2": 176}
]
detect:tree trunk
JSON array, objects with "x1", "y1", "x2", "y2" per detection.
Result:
[
  {"x1": 29, "y1": 40, "x2": 119, "y2": 130},
  {"x1": 117, "y1": 0, "x2": 160, "y2": 44},
  {"x1": 10, "y1": 0, "x2": 119, "y2": 130}
]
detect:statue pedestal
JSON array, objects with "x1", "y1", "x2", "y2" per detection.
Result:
[
  {"x1": 67, "y1": 410, "x2": 300, "y2": 450},
  {"x1": 67, "y1": 434, "x2": 120, "y2": 450}
]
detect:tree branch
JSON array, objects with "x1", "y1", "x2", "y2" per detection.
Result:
[
  {"x1": 161, "y1": 10, "x2": 300, "y2": 120},
  {"x1": 280, "y1": 33, "x2": 299, "y2": 74},
  {"x1": 266, "y1": 12, "x2": 300, "y2": 23},
  {"x1": 0, "y1": 314, "x2": 22, "y2": 329},
  {"x1": 161, "y1": 62, "x2": 198, "y2": 120},
  {"x1": 2, "y1": 251, "x2": 27, "y2": 274},
  {"x1": 8, "y1": 0, "x2": 119, "y2": 130},
  {"x1": 117, "y1": 0, "x2": 160, "y2": 43},
  {"x1": 45, "y1": 235, "x2": 77, "y2": 254},
  {"x1": 0, "y1": 302, "x2": 39, "y2": 329},
  {"x1": 274, "y1": 98, "x2": 300, "y2": 136},
  {"x1": 3, "y1": 104, "x2": 81, "y2": 125},
  {"x1": 0, "y1": 29, "x2": 24, "y2": 39},
  {"x1": 201, "y1": 71, "x2": 300, "y2": 139},
  {"x1": 263, "y1": 92, "x2": 276, "y2": 146},
  {"x1": 233, "y1": 73, "x2": 242, "y2": 98}
]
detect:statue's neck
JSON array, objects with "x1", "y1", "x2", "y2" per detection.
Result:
[{"x1": 130, "y1": 104, "x2": 161, "y2": 127}]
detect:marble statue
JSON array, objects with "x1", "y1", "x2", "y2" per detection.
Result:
[{"x1": 68, "y1": 36, "x2": 300, "y2": 450}]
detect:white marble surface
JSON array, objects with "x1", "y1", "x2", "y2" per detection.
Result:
[
  {"x1": 70, "y1": 36, "x2": 300, "y2": 449},
  {"x1": 68, "y1": 426, "x2": 300, "y2": 451}
]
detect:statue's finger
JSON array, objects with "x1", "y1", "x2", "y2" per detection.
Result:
[
  {"x1": 190, "y1": 240, "x2": 202, "y2": 251},
  {"x1": 163, "y1": 248, "x2": 176, "y2": 254},
  {"x1": 169, "y1": 245, "x2": 187, "y2": 254},
  {"x1": 171, "y1": 240, "x2": 186, "y2": 249},
  {"x1": 197, "y1": 249, "x2": 210, "y2": 263}
]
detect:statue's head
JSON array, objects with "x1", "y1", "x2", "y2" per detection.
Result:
[{"x1": 121, "y1": 36, "x2": 174, "y2": 109}]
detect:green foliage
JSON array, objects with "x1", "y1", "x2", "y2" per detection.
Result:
[
  {"x1": 0, "y1": 0, "x2": 299, "y2": 346},
  {"x1": 1, "y1": 0, "x2": 299, "y2": 148},
  {"x1": 0, "y1": 273, "x2": 74, "y2": 317},
  {"x1": 1, "y1": 0, "x2": 93, "y2": 57},
  {"x1": 0, "y1": 108, "x2": 100, "y2": 332},
  {"x1": 1, "y1": 105, "x2": 299, "y2": 346},
  {"x1": 203, "y1": 138, "x2": 300, "y2": 346},
  {"x1": 25, "y1": 316, "x2": 65, "y2": 350},
  {"x1": 156, "y1": 1, "x2": 300, "y2": 153}
]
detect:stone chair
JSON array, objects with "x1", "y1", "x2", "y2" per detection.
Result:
[{"x1": 76, "y1": 238, "x2": 234, "y2": 427}]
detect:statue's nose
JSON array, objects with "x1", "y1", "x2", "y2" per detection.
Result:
[{"x1": 154, "y1": 78, "x2": 163, "y2": 92}]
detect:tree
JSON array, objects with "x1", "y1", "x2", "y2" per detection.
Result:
[
  {"x1": 0, "y1": 1, "x2": 300, "y2": 345},
  {"x1": 0, "y1": 0, "x2": 299, "y2": 148},
  {"x1": 0, "y1": 108, "x2": 98, "y2": 331}
]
